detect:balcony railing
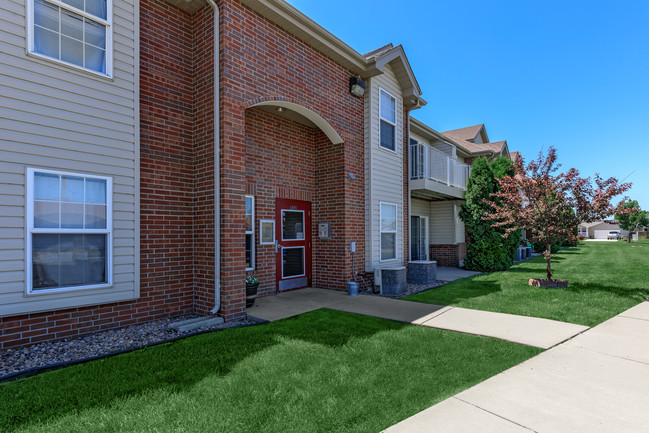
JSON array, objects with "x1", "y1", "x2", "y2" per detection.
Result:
[{"x1": 410, "y1": 142, "x2": 470, "y2": 189}]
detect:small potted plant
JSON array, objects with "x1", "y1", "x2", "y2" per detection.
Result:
[{"x1": 245, "y1": 275, "x2": 260, "y2": 308}]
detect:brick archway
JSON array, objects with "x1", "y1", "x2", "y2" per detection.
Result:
[{"x1": 247, "y1": 99, "x2": 344, "y2": 145}]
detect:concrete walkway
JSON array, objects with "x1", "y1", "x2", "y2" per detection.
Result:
[
  {"x1": 247, "y1": 288, "x2": 587, "y2": 349},
  {"x1": 436, "y1": 266, "x2": 481, "y2": 281},
  {"x1": 384, "y1": 301, "x2": 649, "y2": 432}
]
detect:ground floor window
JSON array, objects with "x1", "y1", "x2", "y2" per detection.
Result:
[
  {"x1": 380, "y1": 202, "x2": 397, "y2": 261},
  {"x1": 411, "y1": 215, "x2": 429, "y2": 261},
  {"x1": 245, "y1": 195, "x2": 255, "y2": 270},
  {"x1": 27, "y1": 168, "x2": 112, "y2": 293}
]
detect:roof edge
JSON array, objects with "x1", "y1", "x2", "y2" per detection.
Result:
[{"x1": 241, "y1": 0, "x2": 368, "y2": 75}]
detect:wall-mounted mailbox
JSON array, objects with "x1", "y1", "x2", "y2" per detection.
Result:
[{"x1": 318, "y1": 222, "x2": 331, "y2": 239}]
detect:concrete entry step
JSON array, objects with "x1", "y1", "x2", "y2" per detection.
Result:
[{"x1": 168, "y1": 316, "x2": 225, "y2": 333}]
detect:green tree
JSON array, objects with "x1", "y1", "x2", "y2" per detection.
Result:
[
  {"x1": 460, "y1": 156, "x2": 519, "y2": 272},
  {"x1": 616, "y1": 199, "x2": 649, "y2": 242}
]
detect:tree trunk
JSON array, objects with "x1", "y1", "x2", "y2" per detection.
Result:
[{"x1": 544, "y1": 244, "x2": 552, "y2": 280}]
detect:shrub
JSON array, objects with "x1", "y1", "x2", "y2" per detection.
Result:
[{"x1": 460, "y1": 157, "x2": 520, "y2": 272}]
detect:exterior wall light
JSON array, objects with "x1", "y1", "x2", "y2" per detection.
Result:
[{"x1": 349, "y1": 77, "x2": 365, "y2": 98}]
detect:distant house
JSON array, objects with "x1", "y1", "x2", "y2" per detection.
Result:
[{"x1": 578, "y1": 221, "x2": 628, "y2": 239}]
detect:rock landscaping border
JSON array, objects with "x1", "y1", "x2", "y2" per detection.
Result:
[{"x1": 0, "y1": 315, "x2": 259, "y2": 382}]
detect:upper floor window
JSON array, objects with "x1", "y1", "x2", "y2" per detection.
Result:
[
  {"x1": 379, "y1": 89, "x2": 397, "y2": 151},
  {"x1": 27, "y1": 168, "x2": 112, "y2": 293},
  {"x1": 28, "y1": 0, "x2": 112, "y2": 76}
]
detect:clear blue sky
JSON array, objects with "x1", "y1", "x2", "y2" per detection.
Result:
[{"x1": 287, "y1": 0, "x2": 649, "y2": 211}]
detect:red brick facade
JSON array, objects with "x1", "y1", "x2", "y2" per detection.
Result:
[
  {"x1": 218, "y1": 0, "x2": 365, "y2": 320},
  {"x1": 0, "y1": 0, "x2": 420, "y2": 348}
]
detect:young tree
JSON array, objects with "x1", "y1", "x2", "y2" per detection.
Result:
[
  {"x1": 460, "y1": 157, "x2": 519, "y2": 272},
  {"x1": 616, "y1": 199, "x2": 649, "y2": 242},
  {"x1": 484, "y1": 147, "x2": 631, "y2": 282}
]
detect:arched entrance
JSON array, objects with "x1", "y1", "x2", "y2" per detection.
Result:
[{"x1": 243, "y1": 100, "x2": 346, "y2": 295}]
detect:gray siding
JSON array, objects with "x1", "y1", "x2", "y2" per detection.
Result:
[
  {"x1": 430, "y1": 201, "x2": 455, "y2": 244},
  {"x1": 0, "y1": 0, "x2": 139, "y2": 317},
  {"x1": 365, "y1": 64, "x2": 404, "y2": 270}
]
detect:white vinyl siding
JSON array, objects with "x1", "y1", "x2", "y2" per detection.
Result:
[
  {"x1": 0, "y1": 0, "x2": 137, "y2": 317},
  {"x1": 430, "y1": 201, "x2": 457, "y2": 244},
  {"x1": 364, "y1": 65, "x2": 404, "y2": 269}
]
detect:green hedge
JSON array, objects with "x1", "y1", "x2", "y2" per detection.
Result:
[{"x1": 460, "y1": 157, "x2": 520, "y2": 272}]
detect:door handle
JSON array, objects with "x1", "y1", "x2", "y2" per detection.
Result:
[{"x1": 275, "y1": 240, "x2": 283, "y2": 252}]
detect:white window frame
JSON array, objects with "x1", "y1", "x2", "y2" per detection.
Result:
[
  {"x1": 26, "y1": 0, "x2": 114, "y2": 78},
  {"x1": 26, "y1": 167, "x2": 113, "y2": 295},
  {"x1": 379, "y1": 88, "x2": 397, "y2": 153},
  {"x1": 281, "y1": 209, "x2": 305, "y2": 241},
  {"x1": 245, "y1": 195, "x2": 255, "y2": 271},
  {"x1": 281, "y1": 246, "x2": 306, "y2": 279},
  {"x1": 379, "y1": 202, "x2": 398, "y2": 262}
]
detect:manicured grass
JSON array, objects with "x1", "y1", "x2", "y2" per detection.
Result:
[
  {"x1": 1, "y1": 309, "x2": 541, "y2": 433},
  {"x1": 406, "y1": 240, "x2": 649, "y2": 327}
]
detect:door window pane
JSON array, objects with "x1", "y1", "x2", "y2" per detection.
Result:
[
  {"x1": 282, "y1": 211, "x2": 304, "y2": 240},
  {"x1": 282, "y1": 247, "x2": 304, "y2": 278}
]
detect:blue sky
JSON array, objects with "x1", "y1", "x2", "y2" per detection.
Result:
[{"x1": 287, "y1": 0, "x2": 649, "y2": 211}]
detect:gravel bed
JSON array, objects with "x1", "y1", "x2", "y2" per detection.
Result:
[
  {"x1": 360, "y1": 280, "x2": 449, "y2": 297},
  {"x1": 0, "y1": 315, "x2": 258, "y2": 379}
]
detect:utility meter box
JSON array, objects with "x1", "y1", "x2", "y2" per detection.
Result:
[{"x1": 318, "y1": 222, "x2": 331, "y2": 239}]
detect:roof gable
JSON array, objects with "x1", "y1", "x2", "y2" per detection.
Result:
[{"x1": 364, "y1": 44, "x2": 426, "y2": 109}]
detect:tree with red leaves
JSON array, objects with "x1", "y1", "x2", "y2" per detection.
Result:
[{"x1": 484, "y1": 147, "x2": 631, "y2": 282}]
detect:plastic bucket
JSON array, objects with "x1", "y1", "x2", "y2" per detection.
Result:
[{"x1": 347, "y1": 282, "x2": 359, "y2": 296}]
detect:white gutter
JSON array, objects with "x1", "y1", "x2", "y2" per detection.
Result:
[{"x1": 206, "y1": 0, "x2": 221, "y2": 315}]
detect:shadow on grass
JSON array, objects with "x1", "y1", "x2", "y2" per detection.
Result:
[
  {"x1": 408, "y1": 279, "x2": 503, "y2": 305},
  {"x1": 564, "y1": 282, "x2": 649, "y2": 301},
  {"x1": 0, "y1": 309, "x2": 407, "y2": 432}
]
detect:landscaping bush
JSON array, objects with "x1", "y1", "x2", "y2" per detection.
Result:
[{"x1": 460, "y1": 157, "x2": 520, "y2": 272}]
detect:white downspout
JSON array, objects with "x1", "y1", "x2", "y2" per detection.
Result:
[{"x1": 206, "y1": 0, "x2": 221, "y2": 315}]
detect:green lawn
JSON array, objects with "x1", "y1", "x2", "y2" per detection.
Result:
[
  {"x1": 406, "y1": 240, "x2": 649, "y2": 327},
  {"x1": 1, "y1": 309, "x2": 541, "y2": 433}
]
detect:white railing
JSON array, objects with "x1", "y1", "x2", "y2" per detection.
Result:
[{"x1": 410, "y1": 142, "x2": 470, "y2": 190}]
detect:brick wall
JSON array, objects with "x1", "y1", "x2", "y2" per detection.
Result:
[
  {"x1": 1, "y1": 0, "x2": 368, "y2": 346},
  {"x1": 430, "y1": 244, "x2": 462, "y2": 267},
  {"x1": 218, "y1": 0, "x2": 365, "y2": 319},
  {"x1": 244, "y1": 108, "x2": 318, "y2": 297}
]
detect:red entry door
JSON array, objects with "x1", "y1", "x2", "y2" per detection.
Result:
[{"x1": 275, "y1": 199, "x2": 311, "y2": 292}]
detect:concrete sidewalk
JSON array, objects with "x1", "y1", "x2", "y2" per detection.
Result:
[
  {"x1": 384, "y1": 301, "x2": 649, "y2": 432},
  {"x1": 247, "y1": 288, "x2": 587, "y2": 349}
]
